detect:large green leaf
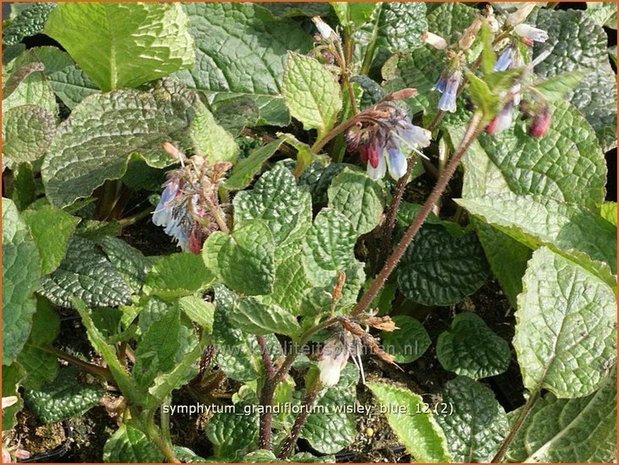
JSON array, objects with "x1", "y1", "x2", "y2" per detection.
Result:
[
  {"x1": 189, "y1": 105, "x2": 239, "y2": 164},
  {"x1": 282, "y1": 52, "x2": 342, "y2": 138},
  {"x1": 224, "y1": 139, "x2": 286, "y2": 191},
  {"x1": 22, "y1": 205, "x2": 80, "y2": 275},
  {"x1": 514, "y1": 247, "x2": 616, "y2": 398},
  {"x1": 3, "y1": 3, "x2": 56, "y2": 45},
  {"x1": 44, "y1": 3, "x2": 194, "y2": 91},
  {"x1": 103, "y1": 423, "x2": 163, "y2": 463},
  {"x1": 41, "y1": 80, "x2": 198, "y2": 208},
  {"x1": 586, "y1": 2, "x2": 617, "y2": 29},
  {"x1": 534, "y1": 9, "x2": 617, "y2": 151},
  {"x1": 426, "y1": 2, "x2": 477, "y2": 40},
  {"x1": 506, "y1": 372, "x2": 616, "y2": 462},
  {"x1": 380, "y1": 315, "x2": 431, "y2": 364},
  {"x1": 437, "y1": 312, "x2": 511, "y2": 380},
  {"x1": 456, "y1": 193, "x2": 617, "y2": 277},
  {"x1": 24, "y1": 367, "x2": 103, "y2": 424},
  {"x1": 179, "y1": 3, "x2": 313, "y2": 126},
  {"x1": 97, "y1": 236, "x2": 148, "y2": 293},
  {"x1": 2, "y1": 105, "x2": 55, "y2": 165},
  {"x1": 437, "y1": 376, "x2": 508, "y2": 462},
  {"x1": 203, "y1": 221, "x2": 276, "y2": 296},
  {"x1": 331, "y1": 3, "x2": 377, "y2": 30},
  {"x1": 144, "y1": 252, "x2": 214, "y2": 300},
  {"x1": 397, "y1": 225, "x2": 490, "y2": 306},
  {"x1": 39, "y1": 236, "x2": 132, "y2": 308},
  {"x1": 227, "y1": 296, "x2": 300, "y2": 338},
  {"x1": 367, "y1": 381, "x2": 451, "y2": 462},
  {"x1": 2, "y1": 364, "x2": 24, "y2": 430},
  {"x1": 2, "y1": 198, "x2": 41, "y2": 365},
  {"x1": 233, "y1": 164, "x2": 312, "y2": 245},
  {"x1": 205, "y1": 410, "x2": 258, "y2": 459},
  {"x1": 327, "y1": 168, "x2": 384, "y2": 235}
]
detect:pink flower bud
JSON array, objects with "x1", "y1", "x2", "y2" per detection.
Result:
[{"x1": 529, "y1": 106, "x2": 552, "y2": 138}]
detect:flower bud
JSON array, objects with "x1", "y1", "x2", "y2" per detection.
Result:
[
  {"x1": 422, "y1": 31, "x2": 448, "y2": 50},
  {"x1": 529, "y1": 105, "x2": 552, "y2": 138},
  {"x1": 312, "y1": 16, "x2": 337, "y2": 41},
  {"x1": 507, "y1": 2, "x2": 536, "y2": 27},
  {"x1": 514, "y1": 24, "x2": 549, "y2": 43},
  {"x1": 486, "y1": 101, "x2": 515, "y2": 135},
  {"x1": 459, "y1": 18, "x2": 482, "y2": 50}
]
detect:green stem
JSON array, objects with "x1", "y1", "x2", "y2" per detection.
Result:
[
  {"x1": 43, "y1": 346, "x2": 115, "y2": 384},
  {"x1": 144, "y1": 413, "x2": 179, "y2": 463},
  {"x1": 360, "y1": 3, "x2": 383, "y2": 75},
  {"x1": 118, "y1": 206, "x2": 153, "y2": 228},
  {"x1": 492, "y1": 389, "x2": 541, "y2": 462},
  {"x1": 352, "y1": 111, "x2": 485, "y2": 317}
]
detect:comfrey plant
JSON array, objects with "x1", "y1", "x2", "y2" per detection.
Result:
[{"x1": 2, "y1": 2, "x2": 616, "y2": 464}]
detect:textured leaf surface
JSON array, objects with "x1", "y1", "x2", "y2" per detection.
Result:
[
  {"x1": 2, "y1": 199, "x2": 41, "y2": 365},
  {"x1": 24, "y1": 367, "x2": 103, "y2": 424},
  {"x1": 2, "y1": 3, "x2": 55, "y2": 45},
  {"x1": 45, "y1": 3, "x2": 194, "y2": 91},
  {"x1": 204, "y1": 221, "x2": 276, "y2": 296},
  {"x1": 41, "y1": 80, "x2": 198, "y2": 208},
  {"x1": 380, "y1": 315, "x2": 430, "y2": 364},
  {"x1": 586, "y1": 2, "x2": 617, "y2": 28},
  {"x1": 189, "y1": 105, "x2": 239, "y2": 163},
  {"x1": 513, "y1": 247, "x2": 616, "y2": 398},
  {"x1": 2, "y1": 364, "x2": 24, "y2": 430},
  {"x1": 332, "y1": 3, "x2": 377, "y2": 29},
  {"x1": 302, "y1": 209, "x2": 358, "y2": 286},
  {"x1": 534, "y1": 9, "x2": 617, "y2": 150},
  {"x1": 233, "y1": 164, "x2": 312, "y2": 245},
  {"x1": 98, "y1": 236, "x2": 148, "y2": 293},
  {"x1": 205, "y1": 410, "x2": 258, "y2": 458},
  {"x1": 145, "y1": 252, "x2": 214, "y2": 299},
  {"x1": 179, "y1": 295, "x2": 215, "y2": 333},
  {"x1": 437, "y1": 312, "x2": 511, "y2": 380},
  {"x1": 283, "y1": 52, "x2": 342, "y2": 137},
  {"x1": 426, "y1": 2, "x2": 477, "y2": 40},
  {"x1": 180, "y1": 3, "x2": 313, "y2": 126},
  {"x1": 398, "y1": 225, "x2": 490, "y2": 306},
  {"x1": 228, "y1": 296, "x2": 300, "y2": 337},
  {"x1": 328, "y1": 168, "x2": 384, "y2": 235},
  {"x1": 39, "y1": 236, "x2": 132, "y2": 308},
  {"x1": 367, "y1": 381, "x2": 451, "y2": 462},
  {"x1": 456, "y1": 193, "x2": 617, "y2": 276},
  {"x1": 437, "y1": 376, "x2": 508, "y2": 462},
  {"x1": 103, "y1": 423, "x2": 163, "y2": 463},
  {"x1": 224, "y1": 139, "x2": 285, "y2": 191},
  {"x1": 2, "y1": 105, "x2": 55, "y2": 165},
  {"x1": 22, "y1": 205, "x2": 79, "y2": 275},
  {"x1": 506, "y1": 373, "x2": 616, "y2": 462}
]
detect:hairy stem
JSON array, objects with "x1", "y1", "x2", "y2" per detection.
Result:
[
  {"x1": 352, "y1": 111, "x2": 485, "y2": 317},
  {"x1": 277, "y1": 385, "x2": 321, "y2": 459},
  {"x1": 44, "y1": 346, "x2": 115, "y2": 384},
  {"x1": 257, "y1": 335, "x2": 275, "y2": 379},
  {"x1": 492, "y1": 389, "x2": 541, "y2": 462},
  {"x1": 118, "y1": 206, "x2": 153, "y2": 228},
  {"x1": 144, "y1": 413, "x2": 179, "y2": 463}
]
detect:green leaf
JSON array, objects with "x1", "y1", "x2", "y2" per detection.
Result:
[
  {"x1": 427, "y1": 3, "x2": 477, "y2": 40},
  {"x1": 437, "y1": 376, "x2": 508, "y2": 462},
  {"x1": 437, "y1": 312, "x2": 511, "y2": 379},
  {"x1": 302, "y1": 209, "x2": 358, "y2": 286},
  {"x1": 44, "y1": 3, "x2": 194, "y2": 91},
  {"x1": 2, "y1": 198, "x2": 41, "y2": 365},
  {"x1": 366, "y1": 381, "x2": 451, "y2": 462},
  {"x1": 75, "y1": 299, "x2": 142, "y2": 404},
  {"x1": 179, "y1": 295, "x2": 215, "y2": 333},
  {"x1": 2, "y1": 105, "x2": 55, "y2": 165},
  {"x1": 380, "y1": 315, "x2": 430, "y2": 364},
  {"x1": 506, "y1": 373, "x2": 616, "y2": 462},
  {"x1": 16, "y1": 298, "x2": 60, "y2": 390},
  {"x1": 465, "y1": 72, "x2": 501, "y2": 121},
  {"x1": 301, "y1": 384, "x2": 357, "y2": 454},
  {"x1": 39, "y1": 236, "x2": 132, "y2": 308},
  {"x1": 228, "y1": 296, "x2": 300, "y2": 338},
  {"x1": 22, "y1": 205, "x2": 80, "y2": 275},
  {"x1": 41, "y1": 80, "x2": 198, "y2": 208},
  {"x1": 180, "y1": 3, "x2": 313, "y2": 126},
  {"x1": 233, "y1": 164, "x2": 312, "y2": 245},
  {"x1": 2, "y1": 3, "x2": 55, "y2": 45},
  {"x1": 2, "y1": 364, "x2": 24, "y2": 430},
  {"x1": 224, "y1": 139, "x2": 286, "y2": 191},
  {"x1": 331, "y1": 3, "x2": 377, "y2": 30},
  {"x1": 103, "y1": 423, "x2": 163, "y2": 463},
  {"x1": 205, "y1": 409, "x2": 258, "y2": 458},
  {"x1": 397, "y1": 225, "x2": 490, "y2": 306},
  {"x1": 534, "y1": 71, "x2": 587, "y2": 102},
  {"x1": 98, "y1": 236, "x2": 148, "y2": 293},
  {"x1": 327, "y1": 168, "x2": 384, "y2": 235},
  {"x1": 601, "y1": 201, "x2": 617, "y2": 226},
  {"x1": 190, "y1": 105, "x2": 239, "y2": 163},
  {"x1": 534, "y1": 9, "x2": 617, "y2": 150},
  {"x1": 24, "y1": 367, "x2": 103, "y2": 424},
  {"x1": 514, "y1": 247, "x2": 616, "y2": 398},
  {"x1": 145, "y1": 252, "x2": 214, "y2": 300},
  {"x1": 586, "y1": 2, "x2": 617, "y2": 29},
  {"x1": 283, "y1": 52, "x2": 342, "y2": 138},
  {"x1": 203, "y1": 221, "x2": 276, "y2": 296},
  {"x1": 455, "y1": 193, "x2": 617, "y2": 276},
  {"x1": 2, "y1": 56, "x2": 58, "y2": 117}
]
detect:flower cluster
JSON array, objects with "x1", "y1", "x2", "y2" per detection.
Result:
[
  {"x1": 345, "y1": 98, "x2": 431, "y2": 181},
  {"x1": 153, "y1": 143, "x2": 230, "y2": 254}
]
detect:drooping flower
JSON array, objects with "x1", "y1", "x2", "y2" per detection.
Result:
[
  {"x1": 485, "y1": 100, "x2": 515, "y2": 135},
  {"x1": 346, "y1": 99, "x2": 431, "y2": 181},
  {"x1": 422, "y1": 31, "x2": 447, "y2": 50},
  {"x1": 312, "y1": 16, "x2": 337, "y2": 41},
  {"x1": 528, "y1": 105, "x2": 552, "y2": 138},
  {"x1": 153, "y1": 147, "x2": 231, "y2": 254},
  {"x1": 435, "y1": 69, "x2": 462, "y2": 113},
  {"x1": 317, "y1": 332, "x2": 353, "y2": 387},
  {"x1": 514, "y1": 24, "x2": 549, "y2": 43}
]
